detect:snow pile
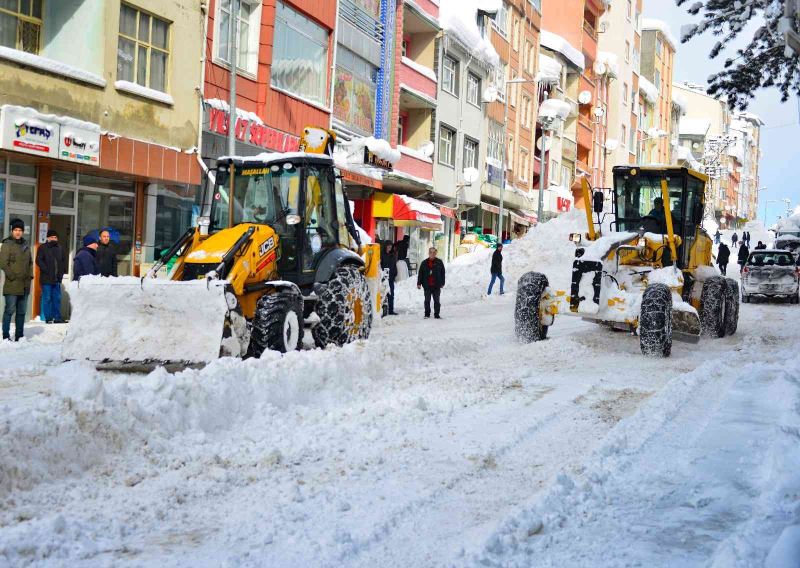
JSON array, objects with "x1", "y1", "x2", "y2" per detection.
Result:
[
  {"x1": 1, "y1": 105, "x2": 100, "y2": 132},
  {"x1": 474, "y1": 347, "x2": 800, "y2": 566},
  {"x1": 775, "y1": 211, "x2": 800, "y2": 233},
  {"x1": 639, "y1": 77, "x2": 659, "y2": 104},
  {"x1": 538, "y1": 99, "x2": 572, "y2": 121},
  {"x1": 535, "y1": 54, "x2": 562, "y2": 86},
  {"x1": 440, "y1": 0, "x2": 500, "y2": 66},
  {"x1": 540, "y1": 30, "x2": 585, "y2": 71},
  {"x1": 393, "y1": 210, "x2": 587, "y2": 309},
  {"x1": 642, "y1": 18, "x2": 678, "y2": 51}
]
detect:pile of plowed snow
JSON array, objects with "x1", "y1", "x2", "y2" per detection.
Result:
[{"x1": 394, "y1": 210, "x2": 586, "y2": 310}]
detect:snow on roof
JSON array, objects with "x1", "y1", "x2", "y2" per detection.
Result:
[
  {"x1": 639, "y1": 77, "x2": 658, "y2": 103},
  {"x1": 0, "y1": 46, "x2": 107, "y2": 88},
  {"x1": 540, "y1": 30, "x2": 585, "y2": 71},
  {"x1": 734, "y1": 111, "x2": 765, "y2": 126},
  {"x1": 676, "y1": 145, "x2": 700, "y2": 166},
  {"x1": 1, "y1": 104, "x2": 100, "y2": 132},
  {"x1": 440, "y1": 0, "x2": 500, "y2": 67},
  {"x1": 538, "y1": 98, "x2": 571, "y2": 121},
  {"x1": 672, "y1": 93, "x2": 688, "y2": 115},
  {"x1": 535, "y1": 54, "x2": 562, "y2": 86},
  {"x1": 679, "y1": 118, "x2": 711, "y2": 137},
  {"x1": 642, "y1": 18, "x2": 678, "y2": 52},
  {"x1": 596, "y1": 52, "x2": 619, "y2": 78},
  {"x1": 219, "y1": 151, "x2": 334, "y2": 165},
  {"x1": 776, "y1": 212, "x2": 800, "y2": 233},
  {"x1": 346, "y1": 136, "x2": 401, "y2": 165}
]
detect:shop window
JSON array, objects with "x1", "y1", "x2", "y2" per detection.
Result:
[
  {"x1": 8, "y1": 162, "x2": 36, "y2": 178},
  {"x1": 467, "y1": 72, "x2": 480, "y2": 107},
  {"x1": 333, "y1": 46, "x2": 378, "y2": 134},
  {"x1": 118, "y1": 3, "x2": 171, "y2": 92},
  {"x1": 52, "y1": 188, "x2": 76, "y2": 209},
  {"x1": 0, "y1": 0, "x2": 42, "y2": 54},
  {"x1": 52, "y1": 170, "x2": 77, "y2": 185},
  {"x1": 215, "y1": 0, "x2": 261, "y2": 75},
  {"x1": 271, "y1": 1, "x2": 329, "y2": 106},
  {"x1": 9, "y1": 181, "x2": 34, "y2": 204},
  {"x1": 438, "y1": 125, "x2": 456, "y2": 167},
  {"x1": 78, "y1": 191, "x2": 135, "y2": 259},
  {"x1": 79, "y1": 173, "x2": 135, "y2": 193},
  {"x1": 442, "y1": 55, "x2": 458, "y2": 96},
  {"x1": 463, "y1": 137, "x2": 478, "y2": 169},
  {"x1": 0, "y1": 156, "x2": 6, "y2": 173},
  {"x1": 146, "y1": 184, "x2": 202, "y2": 262}
]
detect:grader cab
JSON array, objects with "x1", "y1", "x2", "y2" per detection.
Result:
[{"x1": 515, "y1": 166, "x2": 739, "y2": 356}]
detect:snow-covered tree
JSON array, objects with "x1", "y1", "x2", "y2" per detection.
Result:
[{"x1": 677, "y1": 0, "x2": 800, "y2": 109}]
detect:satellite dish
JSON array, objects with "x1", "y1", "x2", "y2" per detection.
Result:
[
  {"x1": 419, "y1": 141, "x2": 434, "y2": 158},
  {"x1": 605, "y1": 139, "x2": 619, "y2": 152},
  {"x1": 593, "y1": 61, "x2": 607, "y2": 76},
  {"x1": 463, "y1": 167, "x2": 480, "y2": 184},
  {"x1": 593, "y1": 107, "x2": 605, "y2": 118},
  {"x1": 692, "y1": 142, "x2": 701, "y2": 150},
  {"x1": 578, "y1": 90, "x2": 592, "y2": 105},
  {"x1": 536, "y1": 137, "x2": 552, "y2": 152}
]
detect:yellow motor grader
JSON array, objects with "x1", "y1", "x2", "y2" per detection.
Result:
[
  {"x1": 515, "y1": 166, "x2": 739, "y2": 356},
  {"x1": 63, "y1": 127, "x2": 383, "y2": 371}
]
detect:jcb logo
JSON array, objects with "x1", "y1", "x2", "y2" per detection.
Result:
[{"x1": 259, "y1": 237, "x2": 275, "y2": 257}]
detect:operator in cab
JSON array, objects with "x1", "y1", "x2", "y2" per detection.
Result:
[{"x1": 649, "y1": 197, "x2": 666, "y2": 231}]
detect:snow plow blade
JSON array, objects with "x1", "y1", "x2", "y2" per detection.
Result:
[{"x1": 62, "y1": 276, "x2": 249, "y2": 371}]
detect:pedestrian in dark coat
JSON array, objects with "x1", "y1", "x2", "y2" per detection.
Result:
[
  {"x1": 417, "y1": 247, "x2": 445, "y2": 319},
  {"x1": 381, "y1": 242, "x2": 398, "y2": 315},
  {"x1": 396, "y1": 234, "x2": 411, "y2": 273},
  {"x1": 36, "y1": 229, "x2": 68, "y2": 323},
  {"x1": 73, "y1": 235, "x2": 100, "y2": 281},
  {"x1": 716, "y1": 242, "x2": 730, "y2": 276},
  {"x1": 737, "y1": 242, "x2": 750, "y2": 272},
  {"x1": 0, "y1": 219, "x2": 33, "y2": 340},
  {"x1": 755, "y1": 241, "x2": 767, "y2": 250},
  {"x1": 95, "y1": 229, "x2": 118, "y2": 277},
  {"x1": 487, "y1": 244, "x2": 505, "y2": 295},
  {"x1": 731, "y1": 232, "x2": 738, "y2": 247}
]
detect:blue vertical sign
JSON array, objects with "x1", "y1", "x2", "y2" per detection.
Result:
[{"x1": 375, "y1": 0, "x2": 396, "y2": 141}]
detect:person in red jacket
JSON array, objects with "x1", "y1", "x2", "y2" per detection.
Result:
[{"x1": 417, "y1": 247, "x2": 445, "y2": 319}]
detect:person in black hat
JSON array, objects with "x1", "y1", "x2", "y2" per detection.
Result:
[
  {"x1": 73, "y1": 234, "x2": 100, "y2": 281},
  {"x1": 36, "y1": 229, "x2": 68, "y2": 323},
  {"x1": 0, "y1": 219, "x2": 33, "y2": 340}
]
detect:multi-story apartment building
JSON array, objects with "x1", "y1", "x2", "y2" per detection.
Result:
[
  {"x1": 730, "y1": 112, "x2": 763, "y2": 222},
  {"x1": 0, "y1": 0, "x2": 205, "y2": 318},
  {"x1": 541, "y1": 0, "x2": 609, "y2": 207},
  {"x1": 599, "y1": 0, "x2": 642, "y2": 188},
  {"x1": 640, "y1": 18, "x2": 676, "y2": 165}
]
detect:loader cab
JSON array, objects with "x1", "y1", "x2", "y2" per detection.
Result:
[
  {"x1": 210, "y1": 156, "x2": 354, "y2": 286},
  {"x1": 612, "y1": 166, "x2": 707, "y2": 269}
]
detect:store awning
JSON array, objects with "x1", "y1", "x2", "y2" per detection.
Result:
[
  {"x1": 481, "y1": 202, "x2": 501, "y2": 215},
  {"x1": 341, "y1": 168, "x2": 382, "y2": 190},
  {"x1": 393, "y1": 194, "x2": 443, "y2": 230},
  {"x1": 510, "y1": 210, "x2": 531, "y2": 226},
  {"x1": 437, "y1": 205, "x2": 457, "y2": 219}
]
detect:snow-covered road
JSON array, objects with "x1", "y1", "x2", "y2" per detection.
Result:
[{"x1": 1, "y1": 293, "x2": 798, "y2": 566}]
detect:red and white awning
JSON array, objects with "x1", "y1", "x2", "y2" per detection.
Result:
[{"x1": 393, "y1": 194, "x2": 443, "y2": 229}]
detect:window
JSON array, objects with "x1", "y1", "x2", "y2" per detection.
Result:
[
  {"x1": 271, "y1": 1, "x2": 330, "y2": 106},
  {"x1": 397, "y1": 116, "x2": 405, "y2": 146},
  {"x1": 508, "y1": 134, "x2": 514, "y2": 170},
  {"x1": 633, "y1": 47, "x2": 640, "y2": 70},
  {"x1": 519, "y1": 148, "x2": 529, "y2": 181},
  {"x1": 623, "y1": 82, "x2": 628, "y2": 103},
  {"x1": 488, "y1": 121, "x2": 503, "y2": 161},
  {"x1": 629, "y1": 125, "x2": 636, "y2": 151},
  {"x1": 656, "y1": 37, "x2": 663, "y2": 57},
  {"x1": 463, "y1": 137, "x2": 479, "y2": 169},
  {"x1": 524, "y1": 41, "x2": 531, "y2": 71},
  {"x1": 627, "y1": 0, "x2": 632, "y2": 20},
  {"x1": 0, "y1": 0, "x2": 42, "y2": 53},
  {"x1": 401, "y1": 37, "x2": 409, "y2": 57},
  {"x1": 654, "y1": 70, "x2": 661, "y2": 92},
  {"x1": 621, "y1": 125, "x2": 627, "y2": 149},
  {"x1": 216, "y1": 0, "x2": 262, "y2": 74},
  {"x1": 439, "y1": 125, "x2": 456, "y2": 167},
  {"x1": 549, "y1": 160, "x2": 560, "y2": 184},
  {"x1": 118, "y1": 4, "x2": 171, "y2": 92},
  {"x1": 513, "y1": 18, "x2": 520, "y2": 51},
  {"x1": 467, "y1": 72, "x2": 480, "y2": 106},
  {"x1": 510, "y1": 70, "x2": 517, "y2": 107},
  {"x1": 521, "y1": 95, "x2": 531, "y2": 128},
  {"x1": 562, "y1": 164, "x2": 571, "y2": 188},
  {"x1": 493, "y1": 2, "x2": 509, "y2": 37},
  {"x1": 442, "y1": 55, "x2": 458, "y2": 95},
  {"x1": 625, "y1": 40, "x2": 630, "y2": 62}
]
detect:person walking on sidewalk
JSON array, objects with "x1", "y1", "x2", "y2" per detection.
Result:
[
  {"x1": 36, "y1": 229, "x2": 67, "y2": 323},
  {"x1": 716, "y1": 242, "x2": 730, "y2": 276},
  {"x1": 487, "y1": 244, "x2": 505, "y2": 295},
  {"x1": 381, "y1": 242, "x2": 398, "y2": 315},
  {"x1": 0, "y1": 219, "x2": 33, "y2": 341},
  {"x1": 96, "y1": 229, "x2": 118, "y2": 277},
  {"x1": 737, "y1": 242, "x2": 750, "y2": 273},
  {"x1": 417, "y1": 247, "x2": 445, "y2": 319},
  {"x1": 731, "y1": 232, "x2": 738, "y2": 247},
  {"x1": 73, "y1": 235, "x2": 100, "y2": 281}
]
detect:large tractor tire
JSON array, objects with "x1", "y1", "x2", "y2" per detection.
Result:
[
  {"x1": 639, "y1": 283, "x2": 673, "y2": 357},
  {"x1": 515, "y1": 272, "x2": 550, "y2": 343},
  {"x1": 724, "y1": 278, "x2": 740, "y2": 336},
  {"x1": 247, "y1": 291, "x2": 304, "y2": 357},
  {"x1": 700, "y1": 276, "x2": 727, "y2": 338},
  {"x1": 312, "y1": 265, "x2": 373, "y2": 348}
]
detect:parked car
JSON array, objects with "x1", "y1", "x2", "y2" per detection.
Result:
[
  {"x1": 774, "y1": 230, "x2": 800, "y2": 256},
  {"x1": 741, "y1": 250, "x2": 800, "y2": 304}
]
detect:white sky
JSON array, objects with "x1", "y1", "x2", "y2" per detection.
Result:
[{"x1": 643, "y1": 2, "x2": 800, "y2": 225}]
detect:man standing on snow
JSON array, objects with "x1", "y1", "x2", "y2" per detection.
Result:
[
  {"x1": 95, "y1": 229, "x2": 118, "y2": 277},
  {"x1": 381, "y1": 242, "x2": 398, "y2": 315},
  {"x1": 417, "y1": 247, "x2": 445, "y2": 319},
  {"x1": 487, "y1": 244, "x2": 505, "y2": 295},
  {"x1": 36, "y1": 229, "x2": 68, "y2": 323},
  {"x1": 73, "y1": 235, "x2": 100, "y2": 281},
  {"x1": 731, "y1": 232, "x2": 738, "y2": 247},
  {"x1": 717, "y1": 242, "x2": 730, "y2": 276},
  {"x1": 714, "y1": 230, "x2": 721, "y2": 245},
  {"x1": 737, "y1": 242, "x2": 750, "y2": 273},
  {"x1": 0, "y1": 219, "x2": 33, "y2": 341}
]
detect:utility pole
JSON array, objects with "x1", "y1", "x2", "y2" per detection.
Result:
[{"x1": 228, "y1": 0, "x2": 239, "y2": 157}]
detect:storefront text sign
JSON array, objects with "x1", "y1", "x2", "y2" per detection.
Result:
[
  {"x1": 205, "y1": 105, "x2": 300, "y2": 153},
  {"x1": 364, "y1": 147, "x2": 393, "y2": 171},
  {"x1": 59, "y1": 126, "x2": 100, "y2": 165}
]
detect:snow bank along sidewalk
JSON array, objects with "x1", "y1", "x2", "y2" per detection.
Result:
[{"x1": 474, "y1": 334, "x2": 800, "y2": 567}]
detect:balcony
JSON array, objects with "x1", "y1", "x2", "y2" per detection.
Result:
[
  {"x1": 395, "y1": 146, "x2": 433, "y2": 183},
  {"x1": 582, "y1": 22, "x2": 598, "y2": 59},
  {"x1": 577, "y1": 116, "x2": 594, "y2": 151},
  {"x1": 399, "y1": 57, "x2": 437, "y2": 101},
  {"x1": 410, "y1": 0, "x2": 440, "y2": 19},
  {"x1": 562, "y1": 138, "x2": 578, "y2": 162}
]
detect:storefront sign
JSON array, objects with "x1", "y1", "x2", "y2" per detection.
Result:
[
  {"x1": 557, "y1": 197, "x2": 572, "y2": 212},
  {"x1": 205, "y1": 105, "x2": 300, "y2": 153},
  {"x1": 487, "y1": 164, "x2": 504, "y2": 187},
  {"x1": 364, "y1": 147, "x2": 393, "y2": 171},
  {"x1": 0, "y1": 109, "x2": 58, "y2": 158},
  {"x1": 59, "y1": 125, "x2": 100, "y2": 165}
]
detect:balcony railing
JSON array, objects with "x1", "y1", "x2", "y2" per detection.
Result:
[
  {"x1": 396, "y1": 148, "x2": 434, "y2": 182},
  {"x1": 399, "y1": 57, "x2": 437, "y2": 101}
]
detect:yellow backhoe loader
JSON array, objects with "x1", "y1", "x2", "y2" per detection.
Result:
[
  {"x1": 63, "y1": 127, "x2": 379, "y2": 371},
  {"x1": 515, "y1": 166, "x2": 739, "y2": 356}
]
